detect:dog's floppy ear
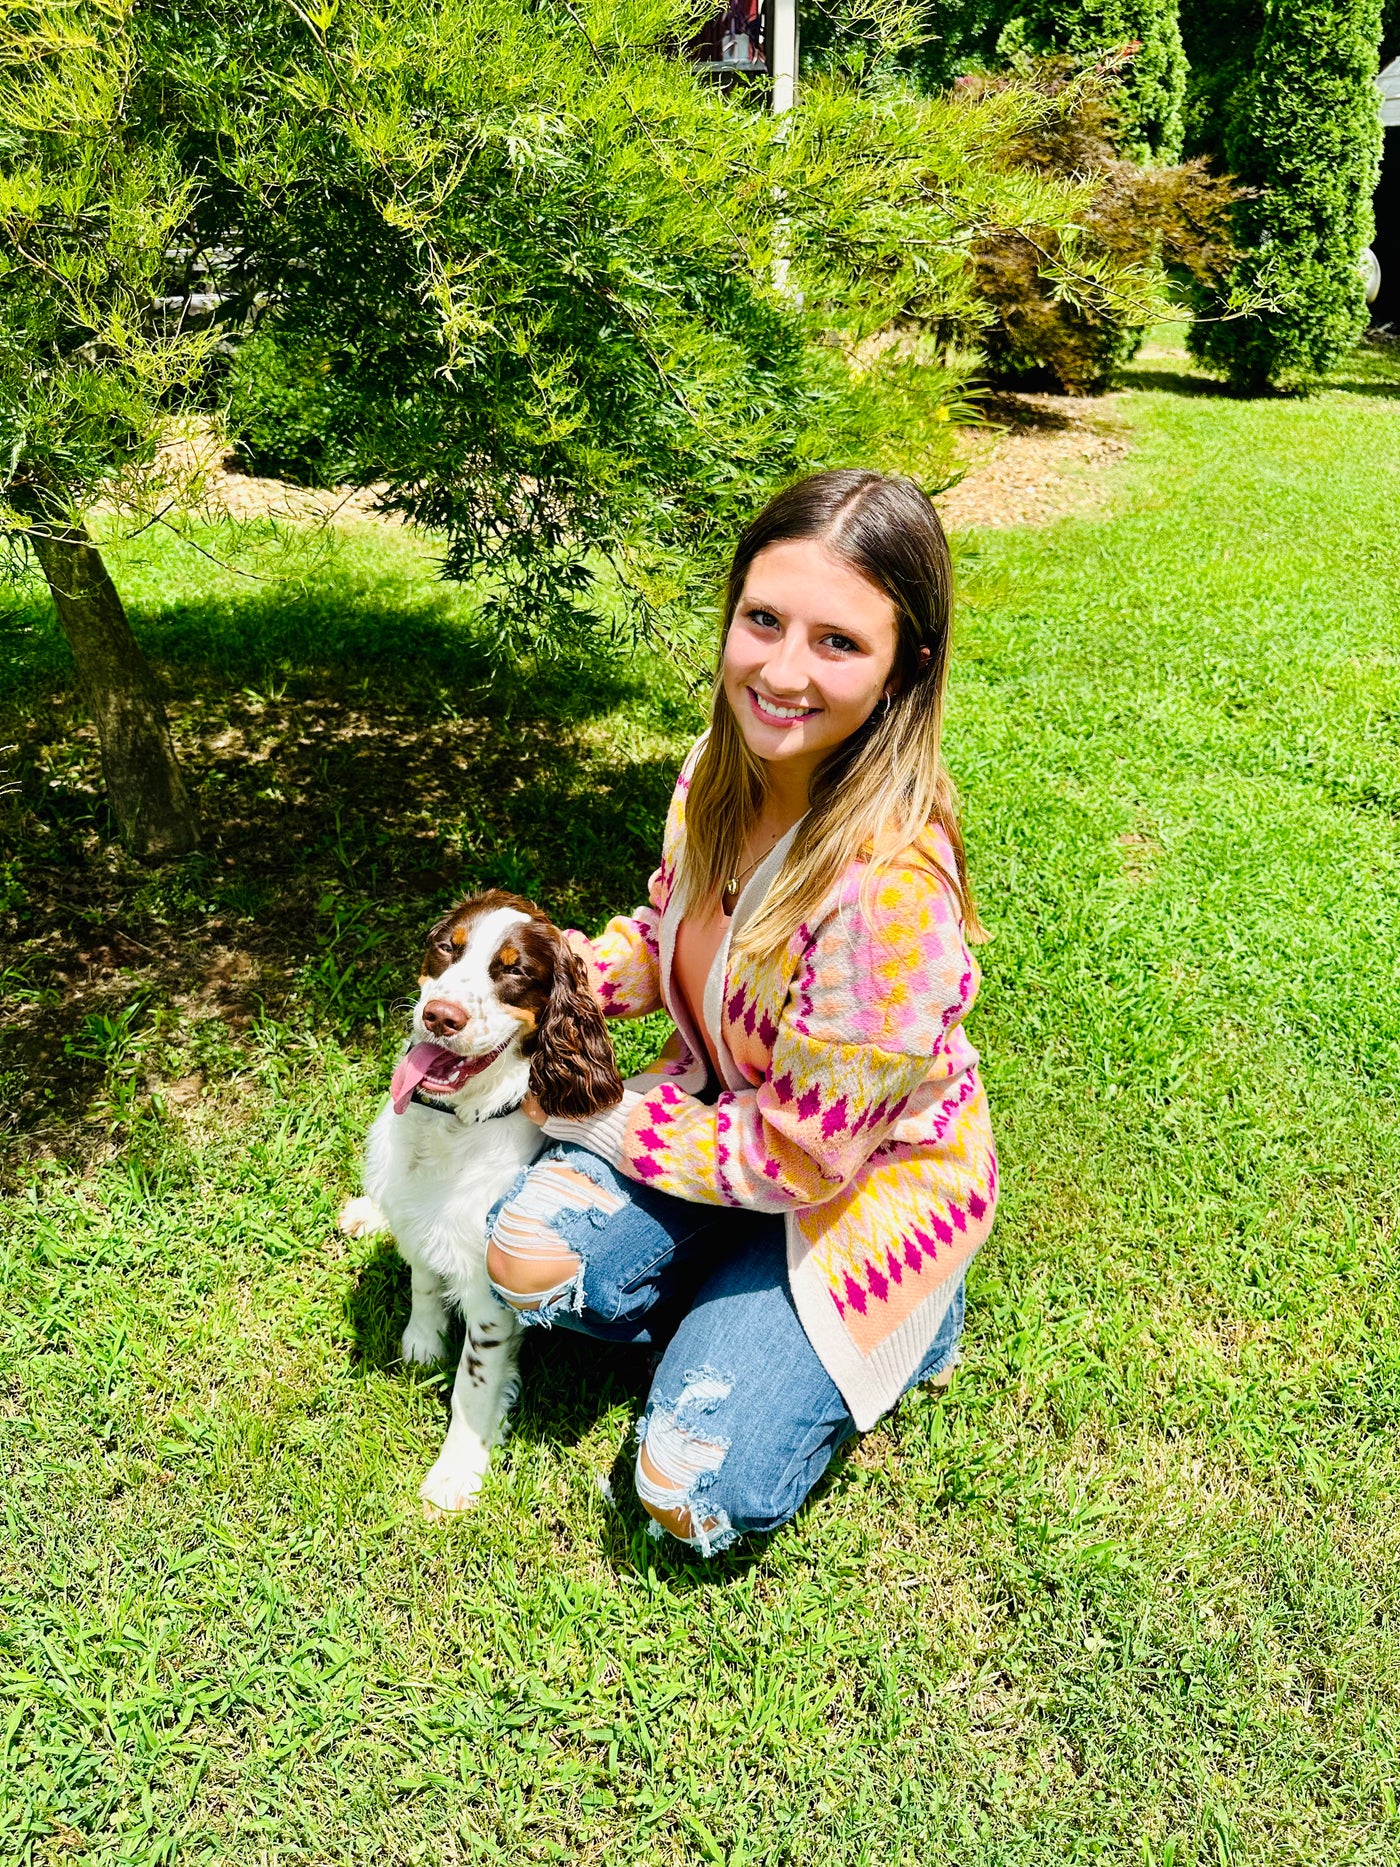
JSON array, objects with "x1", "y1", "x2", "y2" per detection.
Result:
[{"x1": 529, "y1": 933, "x2": 625, "y2": 1119}]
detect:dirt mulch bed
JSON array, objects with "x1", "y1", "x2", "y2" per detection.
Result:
[
  {"x1": 99, "y1": 421, "x2": 397, "y2": 529},
  {"x1": 936, "y1": 389, "x2": 1130, "y2": 533},
  {"x1": 125, "y1": 398, "x2": 1131, "y2": 539}
]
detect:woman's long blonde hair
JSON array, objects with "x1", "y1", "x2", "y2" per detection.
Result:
[{"x1": 680, "y1": 469, "x2": 983, "y2": 961}]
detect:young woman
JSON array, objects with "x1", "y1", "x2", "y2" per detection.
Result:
[{"x1": 486, "y1": 469, "x2": 997, "y2": 1555}]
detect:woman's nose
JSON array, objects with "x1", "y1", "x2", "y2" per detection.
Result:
[{"x1": 761, "y1": 632, "x2": 811, "y2": 693}]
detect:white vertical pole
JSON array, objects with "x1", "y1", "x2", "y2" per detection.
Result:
[
  {"x1": 770, "y1": 0, "x2": 798, "y2": 295},
  {"x1": 770, "y1": 0, "x2": 797, "y2": 119}
]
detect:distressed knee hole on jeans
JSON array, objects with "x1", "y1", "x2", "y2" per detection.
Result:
[
  {"x1": 635, "y1": 1368, "x2": 738, "y2": 1557},
  {"x1": 489, "y1": 1160, "x2": 626, "y2": 1312}
]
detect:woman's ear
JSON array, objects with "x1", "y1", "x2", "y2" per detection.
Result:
[
  {"x1": 887, "y1": 642, "x2": 931, "y2": 703},
  {"x1": 529, "y1": 935, "x2": 625, "y2": 1119}
]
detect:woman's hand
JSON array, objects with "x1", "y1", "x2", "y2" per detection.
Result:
[
  {"x1": 521, "y1": 1090, "x2": 547, "y2": 1127},
  {"x1": 563, "y1": 928, "x2": 603, "y2": 1007}
]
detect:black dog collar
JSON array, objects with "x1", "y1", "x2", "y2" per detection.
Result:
[{"x1": 410, "y1": 1087, "x2": 524, "y2": 1124}]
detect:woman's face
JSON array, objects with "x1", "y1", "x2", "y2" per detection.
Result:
[{"x1": 722, "y1": 538, "x2": 899, "y2": 787}]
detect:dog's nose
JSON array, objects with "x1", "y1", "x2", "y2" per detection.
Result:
[{"x1": 422, "y1": 999, "x2": 467, "y2": 1037}]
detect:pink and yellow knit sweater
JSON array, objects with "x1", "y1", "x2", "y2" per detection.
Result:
[{"x1": 545, "y1": 746, "x2": 998, "y2": 1430}]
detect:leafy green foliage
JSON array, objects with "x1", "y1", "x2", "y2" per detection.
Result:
[
  {"x1": 203, "y1": 0, "x2": 1097, "y2": 653},
  {"x1": 1178, "y1": 0, "x2": 1265, "y2": 162},
  {"x1": 992, "y1": 0, "x2": 1187, "y2": 160},
  {"x1": 0, "y1": 0, "x2": 221, "y2": 526},
  {"x1": 1189, "y1": 0, "x2": 1384, "y2": 392},
  {"x1": 1, "y1": 0, "x2": 1114, "y2": 662},
  {"x1": 222, "y1": 334, "x2": 359, "y2": 488},
  {"x1": 962, "y1": 59, "x2": 1240, "y2": 392},
  {"x1": 897, "y1": 0, "x2": 1018, "y2": 89}
]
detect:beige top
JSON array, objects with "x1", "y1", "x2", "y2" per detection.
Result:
[{"x1": 672, "y1": 893, "x2": 729, "y2": 1078}]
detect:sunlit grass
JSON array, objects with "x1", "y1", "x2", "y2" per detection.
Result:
[{"x1": 1, "y1": 331, "x2": 1398, "y2": 1864}]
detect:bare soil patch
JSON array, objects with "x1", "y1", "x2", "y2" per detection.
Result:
[
  {"x1": 99, "y1": 421, "x2": 396, "y2": 529},
  {"x1": 937, "y1": 389, "x2": 1130, "y2": 532}
]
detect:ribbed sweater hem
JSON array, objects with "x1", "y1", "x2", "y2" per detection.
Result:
[
  {"x1": 541, "y1": 1091, "x2": 641, "y2": 1162},
  {"x1": 787, "y1": 1221, "x2": 978, "y2": 1433}
]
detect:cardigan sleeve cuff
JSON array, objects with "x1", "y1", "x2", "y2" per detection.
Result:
[{"x1": 540, "y1": 1089, "x2": 642, "y2": 1165}]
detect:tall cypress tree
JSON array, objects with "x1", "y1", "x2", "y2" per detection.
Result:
[
  {"x1": 996, "y1": 0, "x2": 1188, "y2": 158},
  {"x1": 1190, "y1": 0, "x2": 1383, "y2": 390},
  {"x1": 1178, "y1": 0, "x2": 1264, "y2": 161}
]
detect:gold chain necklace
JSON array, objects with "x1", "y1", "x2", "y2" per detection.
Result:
[{"x1": 721, "y1": 830, "x2": 783, "y2": 914}]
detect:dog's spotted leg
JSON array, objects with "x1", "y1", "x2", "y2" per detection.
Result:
[
  {"x1": 401, "y1": 1264, "x2": 452, "y2": 1366},
  {"x1": 419, "y1": 1305, "x2": 522, "y2": 1516}
]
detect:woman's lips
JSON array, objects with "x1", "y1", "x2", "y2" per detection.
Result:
[{"x1": 747, "y1": 686, "x2": 819, "y2": 729}]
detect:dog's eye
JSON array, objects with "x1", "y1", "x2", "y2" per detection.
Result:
[{"x1": 434, "y1": 938, "x2": 455, "y2": 956}]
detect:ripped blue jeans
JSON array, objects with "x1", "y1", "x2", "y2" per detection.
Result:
[{"x1": 486, "y1": 1144, "x2": 965, "y2": 1557}]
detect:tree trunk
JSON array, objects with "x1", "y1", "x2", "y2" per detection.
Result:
[{"x1": 28, "y1": 522, "x2": 199, "y2": 859}]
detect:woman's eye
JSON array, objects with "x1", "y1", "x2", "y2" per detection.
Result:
[
  {"x1": 822, "y1": 633, "x2": 859, "y2": 653},
  {"x1": 747, "y1": 608, "x2": 780, "y2": 630}
]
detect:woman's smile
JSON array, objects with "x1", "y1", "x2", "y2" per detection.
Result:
[{"x1": 747, "y1": 686, "x2": 821, "y2": 726}]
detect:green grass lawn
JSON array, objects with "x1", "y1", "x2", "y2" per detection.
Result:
[{"x1": 2, "y1": 332, "x2": 1399, "y2": 1865}]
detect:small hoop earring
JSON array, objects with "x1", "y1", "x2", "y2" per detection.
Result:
[{"x1": 881, "y1": 691, "x2": 892, "y2": 719}]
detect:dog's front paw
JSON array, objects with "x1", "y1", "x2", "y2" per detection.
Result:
[
  {"x1": 419, "y1": 1453, "x2": 489, "y2": 1517},
  {"x1": 339, "y1": 1196, "x2": 385, "y2": 1238},
  {"x1": 401, "y1": 1317, "x2": 450, "y2": 1366}
]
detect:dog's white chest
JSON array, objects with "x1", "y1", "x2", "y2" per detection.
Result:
[{"x1": 365, "y1": 1100, "x2": 541, "y2": 1293}]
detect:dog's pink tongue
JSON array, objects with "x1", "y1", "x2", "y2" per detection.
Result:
[{"x1": 391, "y1": 1042, "x2": 450, "y2": 1115}]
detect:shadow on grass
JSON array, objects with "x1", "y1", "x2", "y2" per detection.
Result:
[
  {"x1": 345, "y1": 1234, "x2": 670, "y2": 1483},
  {"x1": 343, "y1": 1231, "x2": 796, "y2": 1579},
  {"x1": 1324, "y1": 378, "x2": 1400, "y2": 400},
  {"x1": 1117, "y1": 348, "x2": 1400, "y2": 404},
  {"x1": 1114, "y1": 366, "x2": 1228, "y2": 398},
  {"x1": 517, "y1": 1330, "x2": 657, "y2": 1450},
  {"x1": 1, "y1": 556, "x2": 698, "y2": 1162},
  {"x1": 346, "y1": 1233, "x2": 414, "y2": 1373}
]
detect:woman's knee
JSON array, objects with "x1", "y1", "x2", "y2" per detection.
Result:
[
  {"x1": 635, "y1": 1430, "x2": 736, "y2": 1553},
  {"x1": 634, "y1": 1436, "x2": 810, "y2": 1555},
  {"x1": 487, "y1": 1156, "x2": 625, "y2": 1312},
  {"x1": 485, "y1": 1234, "x2": 580, "y2": 1308},
  {"x1": 633, "y1": 1370, "x2": 824, "y2": 1556},
  {"x1": 636, "y1": 1441, "x2": 711, "y2": 1544}
]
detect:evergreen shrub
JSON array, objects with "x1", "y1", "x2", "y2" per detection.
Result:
[
  {"x1": 1189, "y1": 0, "x2": 1384, "y2": 391},
  {"x1": 223, "y1": 337, "x2": 357, "y2": 488},
  {"x1": 993, "y1": 0, "x2": 1187, "y2": 158},
  {"x1": 1178, "y1": 0, "x2": 1264, "y2": 162}
]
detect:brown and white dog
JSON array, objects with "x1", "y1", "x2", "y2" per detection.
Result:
[{"x1": 339, "y1": 890, "x2": 623, "y2": 1513}]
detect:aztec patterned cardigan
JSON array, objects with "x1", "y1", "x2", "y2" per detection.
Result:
[{"x1": 544, "y1": 746, "x2": 998, "y2": 1430}]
